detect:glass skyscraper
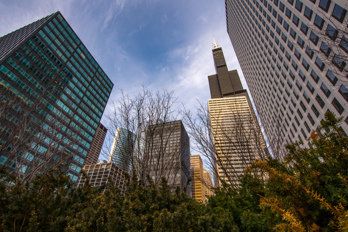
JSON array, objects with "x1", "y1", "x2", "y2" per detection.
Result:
[
  {"x1": 108, "y1": 128, "x2": 135, "y2": 173},
  {"x1": 226, "y1": 0, "x2": 348, "y2": 158},
  {"x1": 0, "y1": 12, "x2": 113, "y2": 182}
]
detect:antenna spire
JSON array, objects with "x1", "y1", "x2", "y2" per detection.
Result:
[{"x1": 212, "y1": 36, "x2": 219, "y2": 49}]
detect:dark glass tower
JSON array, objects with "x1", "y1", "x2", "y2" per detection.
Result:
[{"x1": 0, "y1": 12, "x2": 113, "y2": 182}]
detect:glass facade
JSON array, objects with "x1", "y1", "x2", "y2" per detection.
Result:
[
  {"x1": 0, "y1": 12, "x2": 113, "y2": 182},
  {"x1": 226, "y1": 0, "x2": 348, "y2": 157}
]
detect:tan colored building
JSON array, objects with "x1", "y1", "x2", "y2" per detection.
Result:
[
  {"x1": 203, "y1": 169, "x2": 214, "y2": 199},
  {"x1": 208, "y1": 46, "x2": 267, "y2": 188},
  {"x1": 85, "y1": 123, "x2": 107, "y2": 165},
  {"x1": 190, "y1": 155, "x2": 206, "y2": 203}
]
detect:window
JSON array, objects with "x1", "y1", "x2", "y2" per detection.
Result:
[
  {"x1": 297, "y1": 36, "x2": 304, "y2": 48},
  {"x1": 308, "y1": 113, "x2": 315, "y2": 125},
  {"x1": 339, "y1": 84, "x2": 348, "y2": 102},
  {"x1": 332, "y1": 4, "x2": 347, "y2": 23},
  {"x1": 292, "y1": 15, "x2": 299, "y2": 26},
  {"x1": 296, "y1": 79, "x2": 302, "y2": 90},
  {"x1": 276, "y1": 26, "x2": 281, "y2": 35},
  {"x1": 304, "y1": 121, "x2": 311, "y2": 132},
  {"x1": 300, "y1": 22, "x2": 308, "y2": 35},
  {"x1": 294, "y1": 49, "x2": 301, "y2": 60},
  {"x1": 321, "y1": 83, "x2": 331, "y2": 97},
  {"x1": 299, "y1": 70, "x2": 306, "y2": 81},
  {"x1": 332, "y1": 54, "x2": 346, "y2": 71},
  {"x1": 288, "y1": 0, "x2": 294, "y2": 5},
  {"x1": 326, "y1": 70, "x2": 337, "y2": 85},
  {"x1": 332, "y1": 98, "x2": 344, "y2": 114},
  {"x1": 319, "y1": 0, "x2": 331, "y2": 12},
  {"x1": 279, "y1": 2, "x2": 285, "y2": 11},
  {"x1": 288, "y1": 40, "x2": 294, "y2": 50},
  {"x1": 295, "y1": 0, "x2": 303, "y2": 12},
  {"x1": 311, "y1": 70, "x2": 319, "y2": 83},
  {"x1": 315, "y1": 57, "x2": 325, "y2": 71},
  {"x1": 316, "y1": 95, "x2": 325, "y2": 108},
  {"x1": 307, "y1": 81, "x2": 315, "y2": 93},
  {"x1": 290, "y1": 28, "x2": 297, "y2": 38},
  {"x1": 294, "y1": 89, "x2": 299, "y2": 99},
  {"x1": 305, "y1": 46, "x2": 314, "y2": 59},
  {"x1": 278, "y1": 15, "x2": 283, "y2": 23},
  {"x1": 326, "y1": 24, "x2": 338, "y2": 41},
  {"x1": 302, "y1": 59, "x2": 309, "y2": 70},
  {"x1": 309, "y1": 31, "x2": 319, "y2": 45},
  {"x1": 290, "y1": 70, "x2": 295, "y2": 80},
  {"x1": 303, "y1": 91, "x2": 310, "y2": 102},
  {"x1": 314, "y1": 15, "x2": 325, "y2": 30},
  {"x1": 286, "y1": 8, "x2": 292, "y2": 18},
  {"x1": 320, "y1": 42, "x2": 331, "y2": 57},
  {"x1": 275, "y1": 37, "x2": 280, "y2": 44},
  {"x1": 300, "y1": 101, "x2": 306, "y2": 111},
  {"x1": 280, "y1": 43, "x2": 285, "y2": 52},
  {"x1": 285, "y1": 51, "x2": 291, "y2": 60},
  {"x1": 274, "y1": 0, "x2": 279, "y2": 6},
  {"x1": 283, "y1": 21, "x2": 289, "y2": 31},
  {"x1": 340, "y1": 36, "x2": 348, "y2": 53},
  {"x1": 292, "y1": 60, "x2": 298, "y2": 70},
  {"x1": 291, "y1": 97, "x2": 297, "y2": 106},
  {"x1": 311, "y1": 104, "x2": 320, "y2": 117},
  {"x1": 304, "y1": 6, "x2": 313, "y2": 20}
]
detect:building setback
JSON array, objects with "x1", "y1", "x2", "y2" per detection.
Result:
[
  {"x1": 208, "y1": 45, "x2": 267, "y2": 187},
  {"x1": 225, "y1": 0, "x2": 348, "y2": 157},
  {"x1": 108, "y1": 128, "x2": 135, "y2": 173},
  {"x1": 0, "y1": 12, "x2": 113, "y2": 182},
  {"x1": 77, "y1": 162, "x2": 127, "y2": 194},
  {"x1": 144, "y1": 120, "x2": 191, "y2": 193},
  {"x1": 85, "y1": 123, "x2": 107, "y2": 165}
]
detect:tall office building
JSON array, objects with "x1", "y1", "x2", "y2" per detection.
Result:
[
  {"x1": 190, "y1": 155, "x2": 206, "y2": 203},
  {"x1": 145, "y1": 120, "x2": 191, "y2": 192},
  {"x1": 208, "y1": 45, "x2": 267, "y2": 187},
  {"x1": 0, "y1": 12, "x2": 113, "y2": 182},
  {"x1": 108, "y1": 128, "x2": 135, "y2": 173},
  {"x1": 85, "y1": 123, "x2": 107, "y2": 165},
  {"x1": 225, "y1": 0, "x2": 348, "y2": 157}
]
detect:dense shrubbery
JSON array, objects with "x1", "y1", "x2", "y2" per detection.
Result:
[{"x1": 1, "y1": 111, "x2": 347, "y2": 231}]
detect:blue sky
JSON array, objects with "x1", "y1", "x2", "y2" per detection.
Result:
[{"x1": 0, "y1": 0, "x2": 250, "y2": 159}]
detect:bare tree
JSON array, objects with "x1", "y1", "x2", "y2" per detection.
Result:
[
  {"x1": 105, "y1": 87, "x2": 191, "y2": 192},
  {"x1": 182, "y1": 97, "x2": 268, "y2": 190}
]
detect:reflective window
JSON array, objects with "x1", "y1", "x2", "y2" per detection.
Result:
[
  {"x1": 295, "y1": 0, "x2": 303, "y2": 12},
  {"x1": 300, "y1": 22, "x2": 308, "y2": 35},
  {"x1": 292, "y1": 60, "x2": 298, "y2": 70},
  {"x1": 290, "y1": 28, "x2": 297, "y2": 38},
  {"x1": 321, "y1": 83, "x2": 331, "y2": 97},
  {"x1": 311, "y1": 70, "x2": 319, "y2": 83},
  {"x1": 332, "y1": 98, "x2": 344, "y2": 114},
  {"x1": 339, "y1": 36, "x2": 348, "y2": 53},
  {"x1": 332, "y1": 4, "x2": 347, "y2": 23},
  {"x1": 326, "y1": 70, "x2": 337, "y2": 85},
  {"x1": 307, "y1": 81, "x2": 315, "y2": 93},
  {"x1": 297, "y1": 36, "x2": 304, "y2": 48},
  {"x1": 339, "y1": 84, "x2": 348, "y2": 102},
  {"x1": 316, "y1": 95, "x2": 325, "y2": 108},
  {"x1": 288, "y1": 40, "x2": 294, "y2": 50},
  {"x1": 305, "y1": 46, "x2": 314, "y2": 59},
  {"x1": 311, "y1": 104, "x2": 320, "y2": 117},
  {"x1": 326, "y1": 24, "x2": 338, "y2": 41},
  {"x1": 303, "y1": 91, "x2": 310, "y2": 102},
  {"x1": 304, "y1": 6, "x2": 313, "y2": 20},
  {"x1": 320, "y1": 42, "x2": 331, "y2": 57},
  {"x1": 332, "y1": 54, "x2": 346, "y2": 71},
  {"x1": 319, "y1": 0, "x2": 331, "y2": 12},
  {"x1": 286, "y1": 8, "x2": 292, "y2": 18},
  {"x1": 314, "y1": 15, "x2": 325, "y2": 29},
  {"x1": 295, "y1": 49, "x2": 301, "y2": 60},
  {"x1": 302, "y1": 59, "x2": 309, "y2": 70},
  {"x1": 292, "y1": 15, "x2": 299, "y2": 26},
  {"x1": 299, "y1": 70, "x2": 306, "y2": 81},
  {"x1": 309, "y1": 31, "x2": 319, "y2": 45},
  {"x1": 288, "y1": 0, "x2": 294, "y2": 5},
  {"x1": 315, "y1": 57, "x2": 325, "y2": 71}
]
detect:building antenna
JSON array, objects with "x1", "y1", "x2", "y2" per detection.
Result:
[{"x1": 213, "y1": 36, "x2": 219, "y2": 49}]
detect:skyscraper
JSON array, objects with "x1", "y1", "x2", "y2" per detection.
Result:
[
  {"x1": 0, "y1": 12, "x2": 113, "y2": 182},
  {"x1": 108, "y1": 128, "x2": 135, "y2": 173},
  {"x1": 225, "y1": 0, "x2": 348, "y2": 157},
  {"x1": 85, "y1": 123, "x2": 107, "y2": 165},
  {"x1": 144, "y1": 120, "x2": 191, "y2": 193},
  {"x1": 208, "y1": 45, "x2": 267, "y2": 187},
  {"x1": 190, "y1": 155, "x2": 206, "y2": 203},
  {"x1": 203, "y1": 169, "x2": 214, "y2": 199}
]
